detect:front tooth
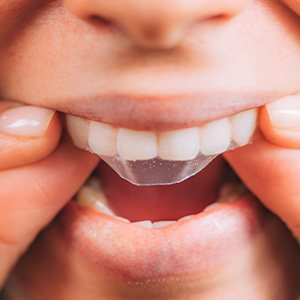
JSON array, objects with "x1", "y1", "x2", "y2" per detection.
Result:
[
  {"x1": 88, "y1": 121, "x2": 118, "y2": 157},
  {"x1": 178, "y1": 215, "x2": 194, "y2": 222},
  {"x1": 132, "y1": 220, "x2": 153, "y2": 228},
  {"x1": 66, "y1": 115, "x2": 89, "y2": 149},
  {"x1": 115, "y1": 216, "x2": 130, "y2": 223},
  {"x1": 217, "y1": 182, "x2": 248, "y2": 203},
  {"x1": 153, "y1": 221, "x2": 176, "y2": 228},
  {"x1": 199, "y1": 118, "x2": 231, "y2": 155},
  {"x1": 76, "y1": 186, "x2": 114, "y2": 216},
  {"x1": 231, "y1": 109, "x2": 257, "y2": 146},
  {"x1": 117, "y1": 129, "x2": 157, "y2": 160},
  {"x1": 203, "y1": 203, "x2": 222, "y2": 212},
  {"x1": 158, "y1": 128, "x2": 200, "y2": 161}
]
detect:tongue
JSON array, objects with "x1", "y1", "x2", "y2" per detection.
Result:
[{"x1": 96, "y1": 157, "x2": 227, "y2": 222}]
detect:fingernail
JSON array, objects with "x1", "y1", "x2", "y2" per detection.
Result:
[
  {"x1": 266, "y1": 95, "x2": 300, "y2": 130},
  {"x1": 0, "y1": 106, "x2": 55, "y2": 137}
]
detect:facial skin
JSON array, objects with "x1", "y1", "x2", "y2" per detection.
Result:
[{"x1": 0, "y1": 0, "x2": 300, "y2": 299}]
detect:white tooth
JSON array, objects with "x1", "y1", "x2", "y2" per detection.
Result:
[
  {"x1": 231, "y1": 109, "x2": 257, "y2": 146},
  {"x1": 76, "y1": 186, "x2": 114, "y2": 216},
  {"x1": 117, "y1": 129, "x2": 157, "y2": 160},
  {"x1": 115, "y1": 216, "x2": 130, "y2": 223},
  {"x1": 94, "y1": 202, "x2": 115, "y2": 216},
  {"x1": 158, "y1": 128, "x2": 200, "y2": 161},
  {"x1": 178, "y1": 215, "x2": 194, "y2": 222},
  {"x1": 218, "y1": 182, "x2": 243, "y2": 198},
  {"x1": 217, "y1": 182, "x2": 248, "y2": 203},
  {"x1": 203, "y1": 203, "x2": 222, "y2": 212},
  {"x1": 87, "y1": 177, "x2": 103, "y2": 191},
  {"x1": 66, "y1": 115, "x2": 89, "y2": 150},
  {"x1": 153, "y1": 221, "x2": 176, "y2": 228},
  {"x1": 76, "y1": 186, "x2": 97, "y2": 207},
  {"x1": 88, "y1": 121, "x2": 118, "y2": 157},
  {"x1": 199, "y1": 118, "x2": 231, "y2": 155},
  {"x1": 132, "y1": 220, "x2": 153, "y2": 228}
]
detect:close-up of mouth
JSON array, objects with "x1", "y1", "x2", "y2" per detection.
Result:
[
  {"x1": 55, "y1": 100, "x2": 271, "y2": 283},
  {"x1": 2, "y1": 1, "x2": 300, "y2": 298}
]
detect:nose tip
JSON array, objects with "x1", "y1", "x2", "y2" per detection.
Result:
[{"x1": 64, "y1": 0, "x2": 248, "y2": 49}]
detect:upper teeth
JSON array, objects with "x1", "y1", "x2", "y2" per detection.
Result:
[{"x1": 66, "y1": 108, "x2": 257, "y2": 161}]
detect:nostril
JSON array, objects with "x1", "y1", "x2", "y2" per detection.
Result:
[{"x1": 202, "y1": 13, "x2": 231, "y2": 24}]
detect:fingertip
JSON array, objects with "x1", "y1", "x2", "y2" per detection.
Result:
[
  {"x1": 42, "y1": 111, "x2": 62, "y2": 153},
  {"x1": 25, "y1": 111, "x2": 62, "y2": 164},
  {"x1": 0, "y1": 109, "x2": 62, "y2": 169},
  {"x1": 259, "y1": 105, "x2": 300, "y2": 149}
]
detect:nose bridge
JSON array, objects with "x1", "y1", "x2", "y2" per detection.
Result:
[{"x1": 65, "y1": 0, "x2": 248, "y2": 48}]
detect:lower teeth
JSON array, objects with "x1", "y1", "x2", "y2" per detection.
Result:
[{"x1": 75, "y1": 177, "x2": 248, "y2": 229}]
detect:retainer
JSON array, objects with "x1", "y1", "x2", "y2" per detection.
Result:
[
  {"x1": 66, "y1": 108, "x2": 257, "y2": 186},
  {"x1": 101, "y1": 154, "x2": 217, "y2": 186}
]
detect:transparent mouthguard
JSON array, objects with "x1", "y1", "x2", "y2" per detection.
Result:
[
  {"x1": 67, "y1": 109, "x2": 258, "y2": 186},
  {"x1": 101, "y1": 154, "x2": 216, "y2": 186},
  {"x1": 99, "y1": 143, "x2": 239, "y2": 186}
]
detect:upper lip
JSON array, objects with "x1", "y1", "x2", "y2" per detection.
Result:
[{"x1": 21, "y1": 91, "x2": 289, "y2": 130}]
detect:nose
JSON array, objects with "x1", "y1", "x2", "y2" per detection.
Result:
[{"x1": 64, "y1": 0, "x2": 248, "y2": 49}]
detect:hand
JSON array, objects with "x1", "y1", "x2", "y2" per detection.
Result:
[
  {"x1": 225, "y1": 95, "x2": 300, "y2": 242},
  {"x1": 0, "y1": 102, "x2": 99, "y2": 286}
]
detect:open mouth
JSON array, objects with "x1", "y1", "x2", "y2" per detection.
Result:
[{"x1": 59, "y1": 106, "x2": 268, "y2": 282}]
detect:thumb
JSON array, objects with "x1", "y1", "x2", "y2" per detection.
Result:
[
  {"x1": 281, "y1": 0, "x2": 300, "y2": 16},
  {"x1": 225, "y1": 95, "x2": 300, "y2": 241},
  {"x1": 0, "y1": 102, "x2": 61, "y2": 169}
]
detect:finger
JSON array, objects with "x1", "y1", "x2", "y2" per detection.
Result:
[
  {"x1": 225, "y1": 95, "x2": 300, "y2": 241},
  {"x1": 281, "y1": 0, "x2": 300, "y2": 16},
  {"x1": 0, "y1": 141, "x2": 99, "y2": 284},
  {"x1": 0, "y1": 102, "x2": 61, "y2": 169},
  {"x1": 259, "y1": 95, "x2": 300, "y2": 148}
]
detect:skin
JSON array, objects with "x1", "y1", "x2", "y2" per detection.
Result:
[{"x1": 0, "y1": 0, "x2": 299, "y2": 299}]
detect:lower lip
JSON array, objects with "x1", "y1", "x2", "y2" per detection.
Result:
[{"x1": 58, "y1": 195, "x2": 267, "y2": 281}]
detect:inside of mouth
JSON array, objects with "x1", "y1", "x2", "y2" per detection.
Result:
[
  {"x1": 71, "y1": 110, "x2": 257, "y2": 223},
  {"x1": 89, "y1": 156, "x2": 240, "y2": 222}
]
